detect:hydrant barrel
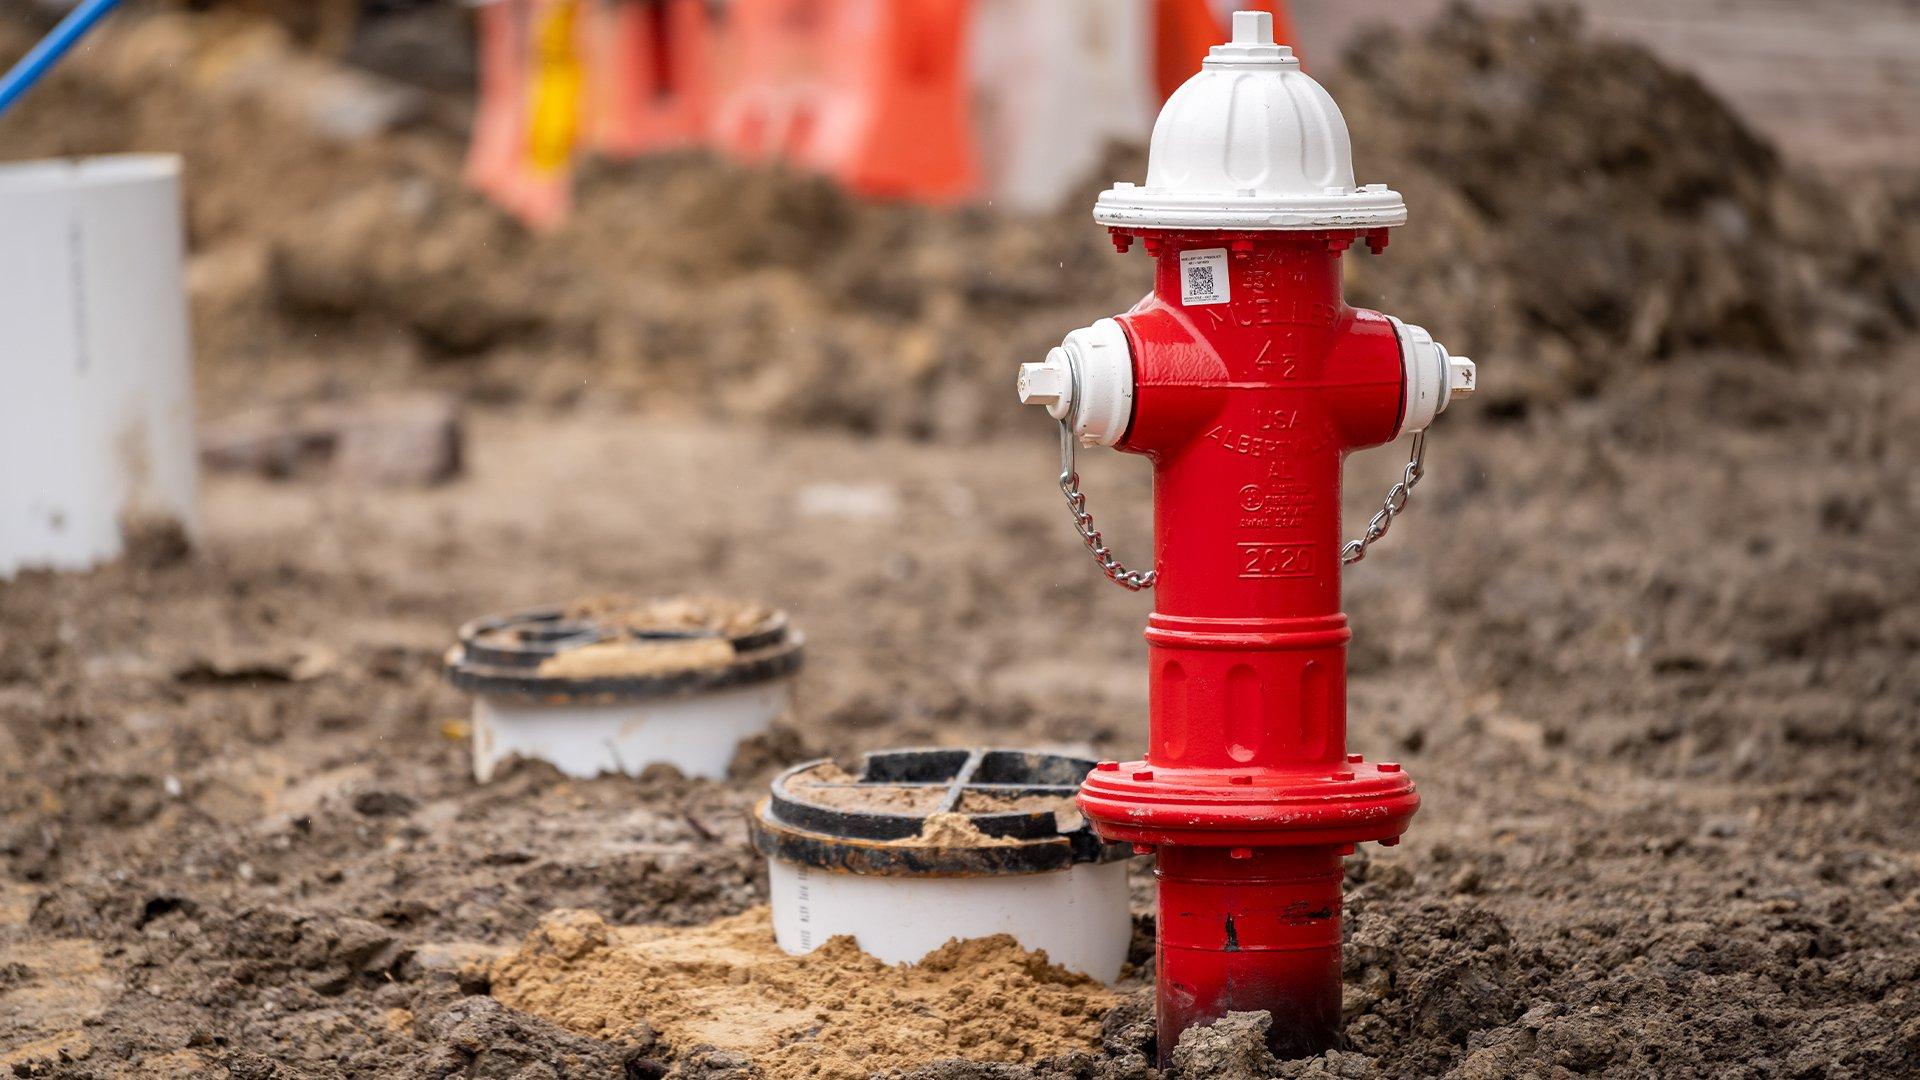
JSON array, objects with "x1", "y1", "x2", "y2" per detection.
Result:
[
  {"x1": 1075, "y1": 229, "x2": 1420, "y2": 1062},
  {"x1": 1021, "y1": 9, "x2": 1475, "y2": 1062}
]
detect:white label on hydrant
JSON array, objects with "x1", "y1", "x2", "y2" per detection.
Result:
[{"x1": 1179, "y1": 248, "x2": 1230, "y2": 306}]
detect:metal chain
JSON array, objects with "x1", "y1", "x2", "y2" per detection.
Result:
[
  {"x1": 1057, "y1": 421, "x2": 1156, "y2": 591},
  {"x1": 1055, "y1": 421, "x2": 1432, "y2": 587},
  {"x1": 1341, "y1": 430, "x2": 1426, "y2": 565}
]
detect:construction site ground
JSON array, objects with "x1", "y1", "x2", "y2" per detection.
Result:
[{"x1": 2, "y1": 5, "x2": 1917, "y2": 1078}]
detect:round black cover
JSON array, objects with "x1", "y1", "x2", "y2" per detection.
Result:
[
  {"x1": 749, "y1": 748, "x2": 1132, "y2": 877},
  {"x1": 444, "y1": 605, "x2": 802, "y2": 703}
]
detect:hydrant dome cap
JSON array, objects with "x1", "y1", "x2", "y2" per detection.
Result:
[{"x1": 1093, "y1": 11, "x2": 1407, "y2": 231}]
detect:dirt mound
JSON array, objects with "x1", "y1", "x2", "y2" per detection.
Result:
[
  {"x1": 6, "y1": 7, "x2": 1911, "y2": 438},
  {"x1": 487, "y1": 907, "x2": 1120, "y2": 1079},
  {"x1": 1332, "y1": 5, "x2": 1916, "y2": 412}
]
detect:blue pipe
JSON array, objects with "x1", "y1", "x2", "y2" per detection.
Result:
[{"x1": 0, "y1": 0, "x2": 126, "y2": 119}]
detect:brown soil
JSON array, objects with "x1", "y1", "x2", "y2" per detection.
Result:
[
  {"x1": 1, "y1": 5, "x2": 1918, "y2": 1080},
  {"x1": 561, "y1": 595, "x2": 778, "y2": 640},
  {"x1": 788, "y1": 781, "x2": 949, "y2": 814},
  {"x1": 888, "y1": 812, "x2": 1023, "y2": 849},
  {"x1": 955, "y1": 791, "x2": 1086, "y2": 834},
  {"x1": 488, "y1": 907, "x2": 1117, "y2": 1079}
]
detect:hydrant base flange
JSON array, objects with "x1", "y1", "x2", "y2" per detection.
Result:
[{"x1": 1077, "y1": 760, "x2": 1417, "y2": 848}]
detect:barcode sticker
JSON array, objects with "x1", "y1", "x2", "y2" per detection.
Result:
[{"x1": 1180, "y1": 248, "x2": 1230, "y2": 306}]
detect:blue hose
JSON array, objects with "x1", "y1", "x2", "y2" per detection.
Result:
[{"x1": 0, "y1": 0, "x2": 125, "y2": 118}]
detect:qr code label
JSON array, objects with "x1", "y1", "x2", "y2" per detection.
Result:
[{"x1": 1180, "y1": 248, "x2": 1230, "y2": 306}]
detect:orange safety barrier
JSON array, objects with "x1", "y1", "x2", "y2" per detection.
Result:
[
  {"x1": 587, "y1": 0, "x2": 717, "y2": 157},
  {"x1": 463, "y1": 0, "x2": 586, "y2": 229},
  {"x1": 710, "y1": 0, "x2": 978, "y2": 204},
  {"x1": 513, "y1": 0, "x2": 587, "y2": 229},
  {"x1": 1153, "y1": 0, "x2": 1296, "y2": 100},
  {"x1": 464, "y1": 0, "x2": 530, "y2": 199}
]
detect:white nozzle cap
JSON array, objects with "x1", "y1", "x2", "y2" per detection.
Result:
[
  {"x1": 1392, "y1": 318, "x2": 1475, "y2": 436},
  {"x1": 1015, "y1": 320, "x2": 1135, "y2": 447},
  {"x1": 1017, "y1": 349, "x2": 1074, "y2": 421},
  {"x1": 1094, "y1": 11, "x2": 1405, "y2": 231}
]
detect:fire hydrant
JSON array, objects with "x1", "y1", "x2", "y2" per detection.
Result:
[{"x1": 1018, "y1": 12, "x2": 1476, "y2": 1061}]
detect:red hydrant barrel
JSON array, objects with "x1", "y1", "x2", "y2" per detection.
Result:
[{"x1": 1021, "y1": 11, "x2": 1476, "y2": 1062}]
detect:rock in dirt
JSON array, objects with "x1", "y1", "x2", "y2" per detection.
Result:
[
  {"x1": 421, "y1": 996, "x2": 649, "y2": 1079},
  {"x1": 331, "y1": 394, "x2": 465, "y2": 486},
  {"x1": 200, "y1": 394, "x2": 464, "y2": 486},
  {"x1": 171, "y1": 644, "x2": 337, "y2": 684},
  {"x1": 351, "y1": 789, "x2": 420, "y2": 818},
  {"x1": 1098, "y1": 991, "x2": 1155, "y2": 1058},
  {"x1": 671, "y1": 1046, "x2": 758, "y2": 1080},
  {"x1": 1166, "y1": 1011, "x2": 1278, "y2": 1080},
  {"x1": 726, "y1": 723, "x2": 816, "y2": 782},
  {"x1": 1162, "y1": 1009, "x2": 1389, "y2": 1079},
  {"x1": 405, "y1": 941, "x2": 506, "y2": 996}
]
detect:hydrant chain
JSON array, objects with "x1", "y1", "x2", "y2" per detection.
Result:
[
  {"x1": 1057, "y1": 421, "x2": 1156, "y2": 591},
  {"x1": 1341, "y1": 430, "x2": 1428, "y2": 566}
]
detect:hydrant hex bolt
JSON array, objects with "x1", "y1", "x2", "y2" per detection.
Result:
[{"x1": 1019, "y1": 9, "x2": 1478, "y2": 1063}]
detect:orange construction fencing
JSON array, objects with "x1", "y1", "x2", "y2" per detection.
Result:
[
  {"x1": 586, "y1": 0, "x2": 717, "y2": 157},
  {"x1": 709, "y1": 0, "x2": 978, "y2": 204}
]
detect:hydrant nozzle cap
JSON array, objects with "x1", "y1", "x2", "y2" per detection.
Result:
[
  {"x1": 1017, "y1": 348, "x2": 1075, "y2": 421},
  {"x1": 1093, "y1": 10, "x2": 1407, "y2": 232}
]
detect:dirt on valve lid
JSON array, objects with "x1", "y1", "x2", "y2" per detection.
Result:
[
  {"x1": 750, "y1": 748, "x2": 1134, "y2": 877},
  {"x1": 444, "y1": 595, "x2": 803, "y2": 702}
]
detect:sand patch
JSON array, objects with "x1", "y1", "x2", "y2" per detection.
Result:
[
  {"x1": 488, "y1": 907, "x2": 1119, "y2": 1079},
  {"x1": 535, "y1": 636, "x2": 736, "y2": 679}
]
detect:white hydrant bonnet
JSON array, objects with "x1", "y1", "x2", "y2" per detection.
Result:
[{"x1": 1093, "y1": 11, "x2": 1408, "y2": 231}]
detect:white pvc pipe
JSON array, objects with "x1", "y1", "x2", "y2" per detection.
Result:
[
  {"x1": 767, "y1": 856, "x2": 1133, "y2": 983},
  {"x1": 470, "y1": 678, "x2": 792, "y2": 782},
  {"x1": 0, "y1": 155, "x2": 199, "y2": 578}
]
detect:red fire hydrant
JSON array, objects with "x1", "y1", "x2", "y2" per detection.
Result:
[{"x1": 1018, "y1": 11, "x2": 1476, "y2": 1061}]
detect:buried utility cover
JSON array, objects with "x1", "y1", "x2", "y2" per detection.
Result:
[
  {"x1": 749, "y1": 748, "x2": 1135, "y2": 982},
  {"x1": 444, "y1": 596, "x2": 803, "y2": 781}
]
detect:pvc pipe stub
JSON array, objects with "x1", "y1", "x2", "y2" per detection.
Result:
[
  {"x1": 752, "y1": 749, "x2": 1136, "y2": 980},
  {"x1": 445, "y1": 601, "x2": 801, "y2": 702},
  {"x1": 0, "y1": 154, "x2": 200, "y2": 579},
  {"x1": 444, "y1": 598, "x2": 803, "y2": 781},
  {"x1": 751, "y1": 748, "x2": 1130, "y2": 876}
]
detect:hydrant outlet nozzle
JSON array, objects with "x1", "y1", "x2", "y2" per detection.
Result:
[
  {"x1": 1393, "y1": 318, "x2": 1477, "y2": 437},
  {"x1": 1018, "y1": 319, "x2": 1136, "y2": 447}
]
